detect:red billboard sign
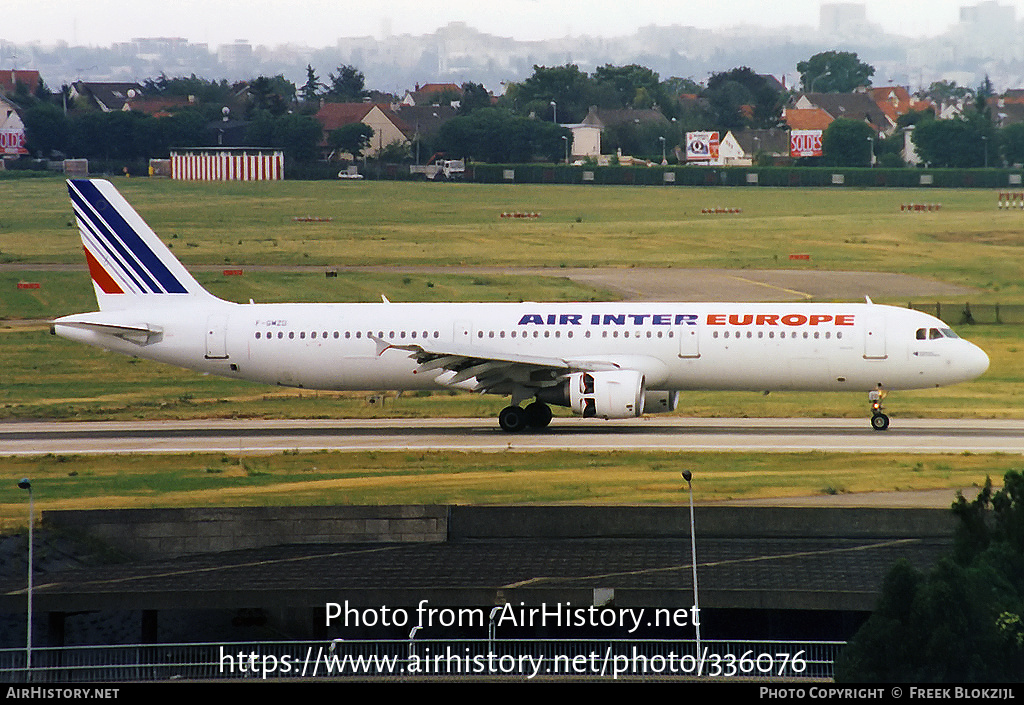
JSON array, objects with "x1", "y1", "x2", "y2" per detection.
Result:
[
  {"x1": 790, "y1": 130, "x2": 822, "y2": 158},
  {"x1": 1, "y1": 128, "x2": 27, "y2": 155}
]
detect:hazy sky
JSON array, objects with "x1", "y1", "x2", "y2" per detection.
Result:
[{"x1": 4, "y1": 0, "x2": 1022, "y2": 48}]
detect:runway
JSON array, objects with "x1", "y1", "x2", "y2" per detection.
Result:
[{"x1": 0, "y1": 417, "x2": 1021, "y2": 456}]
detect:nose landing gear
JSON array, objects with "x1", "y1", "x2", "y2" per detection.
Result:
[{"x1": 869, "y1": 385, "x2": 889, "y2": 431}]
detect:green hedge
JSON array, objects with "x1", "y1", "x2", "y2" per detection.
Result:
[{"x1": 466, "y1": 163, "x2": 1024, "y2": 188}]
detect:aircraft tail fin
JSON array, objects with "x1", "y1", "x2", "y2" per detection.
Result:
[{"x1": 67, "y1": 179, "x2": 217, "y2": 311}]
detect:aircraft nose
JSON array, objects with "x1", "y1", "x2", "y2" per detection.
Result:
[{"x1": 963, "y1": 342, "x2": 990, "y2": 380}]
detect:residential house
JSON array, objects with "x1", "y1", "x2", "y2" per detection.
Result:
[
  {"x1": 315, "y1": 102, "x2": 412, "y2": 159},
  {"x1": 783, "y1": 107, "x2": 834, "y2": 132},
  {"x1": 0, "y1": 93, "x2": 28, "y2": 157},
  {"x1": 719, "y1": 129, "x2": 790, "y2": 166},
  {"x1": 792, "y1": 92, "x2": 892, "y2": 134},
  {"x1": 70, "y1": 82, "x2": 146, "y2": 112},
  {"x1": 869, "y1": 86, "x2": 934, "y2": 126},
  {"x1": 994, "y1": 99, "x2": 1024, "y2": 127},
  {"x1": 581, "y1": 106, "x2": 671, "y2": 132},
  {"x1": 579, "y1": 105, "x2": 670, "y2": 159},
  {"x1": 0, "y1": 70, "x2": 42, "y2": 97},
  {"x1": 401, "y1": 83, "x2": 463, "y2": 107}
]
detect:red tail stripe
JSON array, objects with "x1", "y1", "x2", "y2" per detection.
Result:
[{"x1": 83, "y1": 247, "x2": 124, "y2": 294}]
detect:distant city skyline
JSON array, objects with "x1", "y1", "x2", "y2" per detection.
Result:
[{"x1": 4, "y1": 0, "x2": 1022, "y2": 49}]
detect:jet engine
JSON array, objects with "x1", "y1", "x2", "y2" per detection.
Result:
[{"x1": 557, "y1": 370, "x2": 647, "y2": 419}]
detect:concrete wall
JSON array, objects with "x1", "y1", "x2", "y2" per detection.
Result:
[
  {"x1": 45, "y1": 505, "x2": 448, "y2": 559},
  {"x1": 43, "y1": 504, "x2": 956, "y2": 560}
]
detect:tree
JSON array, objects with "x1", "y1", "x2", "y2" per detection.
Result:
[
  {"x1": 821, "y1": 117, "x2": 875, "y2": 166},
  {"x1": 245, "y1": 112, "x2": 322, "y2": 162},
  {"x1": 326, "y1": 65, "x2": 368, "y2": 103},
  {"x1": 911, "y1": 118, "x2": 989, "y2": 168},
  {"x1": 797, "y1": 51, "x2": 875, "y2": 93},
  {"x1": 1002, "y1": 123, "x2": 1024, "y2": 167},
  {"x1": 23, "y1": 102, "x2": 70, "y2": 157},
  {"x1": 836, "y1": 472, "x2": 1024, "y2": 682},
  {"x1": 435, "y1": 107, "x2": 570, "y2": 163},
  {"x1": 919, "y1": 80, "x2": 973, "y2": 107},
  {"x1": 702, "y1": 67, "x2": 783, "y2": 130},
  {"x1": 502, "y1": 64, "x2": 593, "y2": 123},
  {"x1": 593, "y1": 64, "x2": 665, "y2": 109},
  {"x1": 458, "y1": 82, "x2": 492, "y2": 115},
  {"x1": 328, "y1": 122, "x2": 374, "y2": 159},
  {"x1": 299, "y1": 65, "x2": 324, "y2": 105},
  {"x1": 246, "y1": 75, "x2": 294, "y2": 117}
]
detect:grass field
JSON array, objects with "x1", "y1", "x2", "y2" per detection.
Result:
[
  {"x1": 3, "y1": 176, "x2": 1024, "y2": 301},
  {"x1": 1, "y1": 176, "x2": 1021, "y2": 514},
  {"x1": 0, "y1": 449, "x2": 1017, "y2": 530}
]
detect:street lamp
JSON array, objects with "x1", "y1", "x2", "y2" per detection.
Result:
[
  {"x1": 18, "y1": 478, "x2": 32, "y2": 678},
  {"x1": 866, "y1": 136, "x2": 875, "y2": 167},
  {"x1": 550, "y1": 100, "x2": 557, "y2": 124},
  {"x1": 982, "y1": 135, "x2": 988, "y2": 168},
  {"x1": 681, "y1": 470, "x2": 700, "y2": 655},
  {"x1": 561, "y1": 135, "x2": 569, "y2": 165},
  {"x1": 659, "y1": 136, "x2": 667, "y2": 165}
]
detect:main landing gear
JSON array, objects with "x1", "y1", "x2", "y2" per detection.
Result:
[
  {"x1": 498, "y1": 401, "x2": 552, "y2": 432},
  {"x1": 869, "y1": 386, "x2": 889, "y2": 431}
]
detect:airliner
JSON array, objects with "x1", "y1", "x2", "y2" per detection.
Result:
[{"x1": 52, "y1": 179, "x2": 990, "y2": 432}]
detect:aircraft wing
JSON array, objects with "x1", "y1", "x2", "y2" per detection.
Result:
[{"x1": 371, "y1": 336, "x2": 626, "y2": 397}]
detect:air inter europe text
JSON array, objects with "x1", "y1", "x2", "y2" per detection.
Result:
[{"x1": 516, "y1": 313, "x2": 856, "y2": 327}]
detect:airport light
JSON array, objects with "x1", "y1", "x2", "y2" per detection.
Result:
[
  {"x1": 488, "y1": 606, "x2": 502, "y2": 652},
  {"x1": 18, "y1": 478, "x2": 33, "y2": 679},
  {"x1": 681, "y1": 470, "x2": 700, "y2": 656}
]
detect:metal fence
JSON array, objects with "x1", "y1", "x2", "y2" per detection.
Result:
[
  {"x1": 1, "y1": 638, "x2": 845, "y2": 681},
  {"x1": 907, "y1": 302, "x2": 1024, "y2": 326}
]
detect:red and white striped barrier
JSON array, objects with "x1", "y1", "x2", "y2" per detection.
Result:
[
  {"x1": 998, "y1": 192, "x2": 1024, "y2": 209},
  {"x1": 171, "y1": 151, "x2": 284, "y2": 181},
  {"x1": 900, "y1": 203, "x2": 942, "y2": 211}
]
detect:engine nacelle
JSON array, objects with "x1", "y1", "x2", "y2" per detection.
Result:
[
  {"x1": 568, "y1": 370, "x2": 645, "y2": 419},
  {"x1": 643, "y1": 390, "x2": 679, "y2": 414}
]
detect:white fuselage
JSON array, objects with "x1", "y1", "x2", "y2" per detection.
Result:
[{"x1": 54, "y1": 298, "x2": 990, "y2": 395}]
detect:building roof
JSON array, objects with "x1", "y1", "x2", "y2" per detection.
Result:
[
  {"x1": 0, "y1": 70, "x2": 41, "y2": 96},
  {"x1": 795, "y1": 92, "x2": 891, "y2": 132},
  {"x1": 403, "y1": 83, "x2": 463, "y2": 106},
  {"x1": 581, "y1": 106, "x2": 670, "y2": 129},
  {"x1": 783, "y1": 107, "x2": 834, "y2": 131},
  {"x1": 71, "y1": 82, "x2": 146, "y2": 112},
  {"x1": 869, "y1": 86, "x2": 934, "y2": 124},
  {"x1": 314, "y1": 102, "x2": 413, "y2": 141},
  {"x1": 730, "y1": 128, "x2": 791, "y2": 155}
]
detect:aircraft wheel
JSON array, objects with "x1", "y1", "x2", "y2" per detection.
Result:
[
  {"x1": 871, "y1": 413, "x2": 890, "y2": 431},
  {"x1": 499, "y1": 405, "x2": 528, "y2": 432},
  {"x1": 525, "y1": 401, "x2": 553, "y2": 428}
]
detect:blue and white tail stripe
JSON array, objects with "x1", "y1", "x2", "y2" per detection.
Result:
[
  {"x1": 68, "y1": 179, "x2": 189, "y2": 295},
  {"x1": 67, "y1": 179, "x2": 217, "y2": 311}
]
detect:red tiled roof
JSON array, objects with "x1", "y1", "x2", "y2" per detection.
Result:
[
  {"x1": 315, "y1": 103, "x2": 374, "y2": 131},
  {"x1": 783, "y1": 108, "x2": 833, "y2": 131},
  {"x1": 0, "y1": 70, "x2": 41, "y2": 95}
]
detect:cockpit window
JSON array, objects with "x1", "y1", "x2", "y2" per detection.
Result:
[{"x1": 917, "y1": 327, "x2": 960, "y2": 340}]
